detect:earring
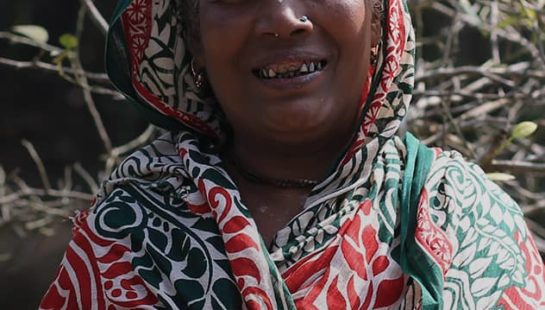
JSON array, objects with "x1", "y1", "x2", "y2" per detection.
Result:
[
  {"x1": 370, "y1": 45, "x2": 379, "y2": 65},
  {"x1": 190, "y1": 59, "x2": 205, "y2": 89}
]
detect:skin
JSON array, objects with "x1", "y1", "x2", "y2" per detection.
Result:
[{"x1": 193, "y1": 0, "x2": 380, "y2": 244}]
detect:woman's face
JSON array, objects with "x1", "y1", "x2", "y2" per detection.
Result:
[{"x1": 196, "y1": 0, "x2": 375, "y2": 146}]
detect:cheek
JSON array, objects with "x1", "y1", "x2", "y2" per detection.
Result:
[
  {"x1": 198, "y1": 4, "x2": 255, "y2": 66},
  {"x1": 198, "y1": 7, "x2": 254, "y2": 102},
  {"x1": 324, "y1": 0, "x2": 368, "y2": 34},
  {"x1": 327, "y1": 6, "x2": 372, "y2": 121},
  {"x1": 320, "y1": 0, "x2": 369, "y2": 68},
  {"x1": 342, "y1": 4, "x2": 370, "y2": 59}
]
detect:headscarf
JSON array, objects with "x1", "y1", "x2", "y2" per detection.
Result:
[{"x1": 40, "y1": 0, "x2": 545, "y2": 309}]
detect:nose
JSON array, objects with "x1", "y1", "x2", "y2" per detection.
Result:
[{"x1": 254, "y1": 1, "x2": 313, "y2": 39}]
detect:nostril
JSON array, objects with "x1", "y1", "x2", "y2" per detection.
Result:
[
  {"x1": 289, "y1": 16, "x2": 313, "y2": 37},
  {"x1": 291, "y1": 28, "x2": 307, "y2": 36},
  {"x1": 255, "y1": 8, "x2": 313, "y2": 39}
]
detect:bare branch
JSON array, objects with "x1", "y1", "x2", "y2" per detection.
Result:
[
  {"x1": 0, "y1": 56, "x2": 110, "y2": 83},
  {"x1": 0, "y1": 188, "x2": 93, "y2": 206},
  {"x1": 79, "y1": 0, "x2": 109, "y2": 35},
  {"x1": 0, "y1": 32, "x2": 62, "y2": 53},
  {"x1": 73, "y1": 163, "x2": 99, "y2": 194},
  {"x1": 72, "y1": 5, "x2": 113, "y2": 153},
  {"x1": 490, "y1": 160, "x2": 545, "y2": 175},
  {"x1": 415, "y1": 64, "x2": 545, "y2": 83},
  {"x1": 111, "y1": 125, "x2": 156, "y2": 157},
  {"x1": 21, "y1": 140, "x2": 52, "y2": 191}
]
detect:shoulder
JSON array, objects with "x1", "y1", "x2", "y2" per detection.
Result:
[
  {"x1": 88, "y1": 129, "x2": 223, "y2": 249},
  {"x1": 90, "y1": 179, "x2": 219, "y2": 244},
  {"x1": 418, "y1": 149, "x2": 545, "y2": 308},
  {"x1": 39, "y1": 182, "x2": 228, "y2": 310},
  {"x1": 85, "y1": 182, "x2": 241, "y2": 308},
  {"x1": 421, "y1": 148, "x2": 526, "y2": 253},
  {"x1": 426, "y1": 149, "x2": 521, "y2": 222},
  {"x1": 97, "y1": 132, "x2": 188, "y2": 200}
]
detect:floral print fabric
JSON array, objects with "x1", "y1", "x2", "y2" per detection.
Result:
[{"x1": 40, "y1": 0, "x2": 545, "y2": 309}]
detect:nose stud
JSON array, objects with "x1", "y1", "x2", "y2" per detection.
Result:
[{"x1": 270, "y1": 16, "x2": 309, "y2": 38}]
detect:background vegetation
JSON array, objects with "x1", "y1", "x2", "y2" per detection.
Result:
[{"x1": 0, "y1": 0, "x2": 544, "y2": 308}]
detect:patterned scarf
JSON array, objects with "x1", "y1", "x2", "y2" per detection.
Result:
[{"x1": 40, "y1": 0, "x2": 545, "y2": 309}]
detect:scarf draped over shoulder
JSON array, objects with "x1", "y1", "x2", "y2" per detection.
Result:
[{"x1": 40, "y1": 0, "x2": 545, "y2": 309}]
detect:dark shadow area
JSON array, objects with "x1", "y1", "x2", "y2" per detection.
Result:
[{"x1": 0, "y1": 0, "x2": 147, "y2": 308}]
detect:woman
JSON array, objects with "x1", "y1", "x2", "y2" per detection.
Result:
[{"x1": 40, "y1": 0, "x2": 545, "y2": 309}]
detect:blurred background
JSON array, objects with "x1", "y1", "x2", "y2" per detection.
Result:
[
  {"x1": 1, "y1": 0, "x2": 544, "y2": 309},
  {"x1": 0, "y1": 0, "x2": 148, "y2": 308}
]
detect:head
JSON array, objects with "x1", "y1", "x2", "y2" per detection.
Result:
[{"x1": 177, "y1": 0, "x2": 384, "y2": 150}]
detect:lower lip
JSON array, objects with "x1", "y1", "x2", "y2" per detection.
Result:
[{"x1": 254, "y1": 69, "x2": 326, "y2": 91}]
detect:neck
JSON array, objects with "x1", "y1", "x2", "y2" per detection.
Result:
[{"x1": 225, "y1": 128, "x2": 356, "y2": 184}]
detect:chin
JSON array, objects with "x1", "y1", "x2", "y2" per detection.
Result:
[{"x1": 261, "y1": 114, "x2": 337, "y2": 145}]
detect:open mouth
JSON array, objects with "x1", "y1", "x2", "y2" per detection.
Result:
[{"x1": 253, "y1": 60, "x2": 328, "y2": 79}]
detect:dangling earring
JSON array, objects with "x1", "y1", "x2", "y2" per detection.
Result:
[
  {"x1": 370, "y1": 45, "x2": 379, "y2": 65},
  {"x1": 190, "y1": 59, "x2": 205, "y2": 89}
]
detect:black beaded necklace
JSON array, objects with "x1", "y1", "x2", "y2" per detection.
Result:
[{"x1": 228, "y1": 158, "x2": 320, "y2": 189}]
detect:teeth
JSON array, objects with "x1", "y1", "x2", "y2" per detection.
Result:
[{"x1": 258, "y1": 61, "x2": 325, "y2": 79}]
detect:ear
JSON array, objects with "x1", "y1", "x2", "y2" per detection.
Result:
[
  {"x1": 186, "y1": 34, "x2": 206, "y2": 68},
  {"x1": 370, "y1": 1, "x2": 383, "y2": 47}
]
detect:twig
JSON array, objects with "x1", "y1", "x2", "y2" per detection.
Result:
[
  {"x1": 490, "y1": 160, "x2": 545, "y2": 175},
  {"x1": 490, "y1": 1, "x2": 501, "y2": 64},
  {"x1": 531, "y1": 233, "x2": 545, "y2": 254},
  {"x1": 0, "y1": 188, "x2": 93, "y2": 205},
  {"x1": 79, "y1": 0, "x2": 109, "y2": 35},
  {"x1": 0, "y1": 166, "x2": 6, "y2": 199},
  {"x1": 415, "y1": 65, "x2": 545, "y2": 82},
  {"x1": 111, "y1": 125, "x2": 156, "y2": 157},
  {"x1": 21, "y1": 140, "x2": 52, "y2": 191},
  {"x1": 439, "y1": 98, "x2": 478, "y2": 159},
  {"x1": 458, "y1": 98, "x2": 510, "y2": 121},
  {"x1": 0, "y1": 32, "x2": 62, "y2": 53},
  {"x1": 0, "y1": 56, "x2": 109, "y2": 83},
  {"x1": 527, "y1": 218, "x2": 545, "y2": 238},
  {"x1": 72, "y1": 5, "x2": 113, "y2": 153},
  {"x1": 73, "y1": 162, "x2": 99, "y2": 194}
]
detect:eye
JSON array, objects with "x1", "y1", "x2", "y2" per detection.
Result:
[
  {"x1": 209, "y1": 0, "x2": 247, "y2": 3},
  {"x1": 203, "y1": 0, "x2": 257, "y2": 15}
]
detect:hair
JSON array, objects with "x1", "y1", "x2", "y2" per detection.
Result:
[
  {"x1": 176, "y1": 0, "x2": 385, "y2": 52},
  {"x1": 372, "y1": 0, "x2": 385, "y2": 27},
  {"x1": 176, "y1": 0, "x2": 200, "y2": 52}
]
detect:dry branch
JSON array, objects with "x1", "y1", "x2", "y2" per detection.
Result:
[{"x1": 0, "y1": 0, "x2": 543, "y2": 254}]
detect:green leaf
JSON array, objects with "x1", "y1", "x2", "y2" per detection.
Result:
[
  {"x1": 511, "y1": 121, "x2": 538, "y2": 139},
  {"x1": 486, "y1": 173, "x2": 515, "y2": 182},
  {"x1": 52, "y1": 52, "x2": 68, "y2": 67},
  {"x1": 497, "y1": 17, "x2": 517, "y2": 29},
  {"x1": 59, "y1": 33, "x2": 79, "y2": 50},
  {"x1": 11, "y1": 25, "x2": 49, "y2": 44},
  {"x1": 524, "y1": 7, "x2": 537, "y2": 22},
  {"x1": 0, "y1": 253, "x2": 12, "y2": 263}
]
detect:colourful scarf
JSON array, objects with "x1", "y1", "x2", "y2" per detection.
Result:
[{"x1": 40, "y1": 0, "x2": 545, "y2": 309}]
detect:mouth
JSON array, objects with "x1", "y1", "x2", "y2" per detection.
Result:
[{"x1": 252, "y1": 59, "x2": 328, "y2": 80}]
